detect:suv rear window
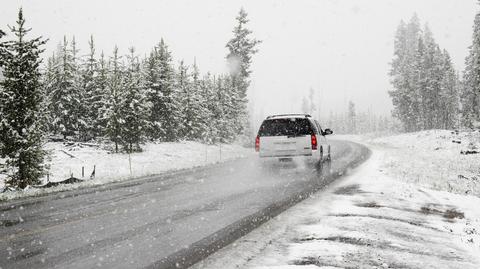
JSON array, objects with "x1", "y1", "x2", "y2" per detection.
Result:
[{"x1": 258, "y1": 118, "x2": 314, "y2": 137}]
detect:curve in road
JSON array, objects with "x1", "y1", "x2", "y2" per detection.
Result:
[{"x1": 0, "y1": 140, "x2": 369, "y2": 269}]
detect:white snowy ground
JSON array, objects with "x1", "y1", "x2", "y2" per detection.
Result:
[
  {"x1": 0, "y1": 141, "x2": 251, "y2": 201},
  {"x1": 193, "y1": 130, "x2": 480, "y2": 269}
]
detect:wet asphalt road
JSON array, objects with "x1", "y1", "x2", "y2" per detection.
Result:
[{"x1": 0, "y1": 140, "x2": 369, "y2": 269}]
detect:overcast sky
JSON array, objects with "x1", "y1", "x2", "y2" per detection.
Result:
[{"x1": 1, "y1": 0, "x2": 478, "y2": 123}]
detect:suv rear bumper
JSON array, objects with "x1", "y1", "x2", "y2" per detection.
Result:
[
  {"x1": 259, "y1": 153, "x2": 312, "y2": 158},
  {"x1": 258, "y1": 154, "x2": 319, "y2": 165}
]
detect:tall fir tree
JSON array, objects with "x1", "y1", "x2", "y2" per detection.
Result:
[
  {"x1": 176, "y1": 60, "x2": 193, "y2": 139},
  {"x1": 226, "y1": 8, "x2": 261, "y2": 138},
  {"x1": 189, "y1": 59, "x2": 210, "y2": 140},
  {"x1": 120, "y1": 47, "x2": 151, "y2": 152},
  {"x1": 104, "y1": 46, "x2": 124, "y2": 152},
  {"x1": 71, "y1": 36, "x2": 89, "y2": 140},
  {"x1": 347, "y1": 101, "x2": 357, "y2": 134},
  {"x1": 462, "y1": 3, "x2": 480, "y2": 128},
  {"x1": 144, "y1": 46, "x2": 162, "y2": 140},
  {"x1": 96, "y1": 51, "x2": 109, "y2": 135},
  {"x1": 156, "y1": 39, "x2": 181, "y2": 142},
  {"x1": 212, "y1": 75, "x2": 237, "y2": 143},
  {"x1": 0, "y1": 9, "x2": 47, "y2": 188},
  {"x1": 42, "y1": 52, "x2": 57, "y2": 133},
  {"x1": 389, "y1": 20, "x2": 411, "y2": 130},
  {"x1": 389, "y1": 15, "x2": 424, "y2": 131},
  {"x1": 49, "y1": 36, "x2": 79, "y2": 138},
  {"x1": 199, "y1": 73, "x2": 217, "y2": 144},
  {"x1": 177, "y1": 60, "x2": 209, "y2": 140},
  {"x1": 439, "y1": 51, "x2": 460, "y2": 129},
  {"x1": 82, "y1": 35, "x2": 107, "y2": 140},
  {"x1": 390, "y1": 14, "x2": 460, "y2": 131},
  {"x1": 0, "y1": 28, "x2": 6, "y2": 66}
]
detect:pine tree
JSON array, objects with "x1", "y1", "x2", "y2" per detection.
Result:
[
  {"x1": 389, "y1": 14, "x2": 459, "y2": 131},
  {"x1": 49, "y1": 36, "x2": 79, "y2": 138},
  {"x1": 176, "y1": 60, "x2": 192, "y2": 139},
  {"x1": 462, "y1": 3, "x2": 480, "y2": 128},
  {"x1": 156, "y1": 39, "x2": 181, "y2": 142},
  {"x1": 82, "y1": 35, "x2": 106, "y2": 140},
  {"x1": 43, "y1": 52, "x2": 58, "y2": 133},
  {"x1": 308, "y1": 88, "x2": 316, "y2": 116},
  {"x1": 96, "y1": 51, "x2": 109, "y2": 135},
  {"x1": 143, "y1": 46, "x2": 162, "y2": 140},
  {"x1": 226, "y1": 8, "x2": 261, "y2": 137},
  {"x1": 412, "y1": 36, "x2": 426, "y2": 130},
  {"x1": 439, "y1": 51, "x2": 460, "y2": 129},
  {"x1": 421, "y1": 26, "x2": 445, "y2": 129},
  {"x1": 0, "y1": 29, "x2": 6, "y2": 67},
  {"x1": 120, "y1": 48, "x2": 151, "y2": 152},
  {"x1": 190, "y1": 60, "x2": 210, "y2": 140},
  {"x1": 71, "y1": 36, "x2": 89, "y2": 141},
  {"x1": 0, "y1": 9, "x2": 47, "y2": 188},
  {"x1": 347, "y1": 101, "x2": 357, "y2": 134},
  {"x1": 389, "y1": 18, "x2": 418, "y2": 131},
  {"x1": 199, "y1": 73, "x2": 217, "y2": 144},
  {"x1": 212, "y1": 75, "x2": 236, "y2": 143},
  {"x1": 176, "y1": 60, "x2": 210, "y2": 140},
  {"x1": 104, "y1": 46, "x2": 124, "y2": 152}
]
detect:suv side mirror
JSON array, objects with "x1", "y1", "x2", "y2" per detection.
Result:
[{"x1": 323, "y1": 129, "x2": 333, "y2": 136}]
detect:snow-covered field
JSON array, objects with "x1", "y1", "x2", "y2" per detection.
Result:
[
  {"x1": 0, "y1": 141, "x2": 251, "y2": 201},
  {"x1": 193, "y1": 130, "x2": 480, "y2": 268},
  {"x1": 372, "y1": 130, "x2": 480, "y2": 196}
]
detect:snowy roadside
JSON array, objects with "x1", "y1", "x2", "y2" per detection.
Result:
[
  {"x1": 192, "y1": 131, "x2": 480, "y2": 269},
  {"x1": 0, "y1": 141, "x2": 252, "y2": 201},
  {"x1": 371, "y1": 130, "x2": 480, "y2": 196}
]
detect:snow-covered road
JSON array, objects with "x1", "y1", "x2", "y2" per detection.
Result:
[
  {"x1": 0, "y1": 140, "x2": 368, "y2": 269},
  {"x1": 193, "y1": 136, "x2": 480, "y2": 269}
]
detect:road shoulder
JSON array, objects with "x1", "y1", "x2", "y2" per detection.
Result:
[{"x1": 192, "y1": 145, "x2": 480, "y2": 269}]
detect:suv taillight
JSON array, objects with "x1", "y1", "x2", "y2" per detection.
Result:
[
  {"x1": 255, "y1": 135, "x2": 260, "y2": 152},
  {"x1": 311, "y1": 134, "x2": 318, "y2": 150}
]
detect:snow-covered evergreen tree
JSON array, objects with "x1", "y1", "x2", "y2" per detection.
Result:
[
  {"x1": 462, "y1": 4, "x2": 480, "y2": 128},
  {"x1": 104, "y1": 46, "x2": 124, "y2": 152},
  {"x1": 143, "y1": 46, "x2": 162, "y2": 140},
  {"x1": 0, "y1": 9, "x2": 47, "y2": 188},
  {"x1": 177, "y1": 60, "x2": 209, "y2": 140},
  {"x1": 156, "y1": 39, "x2": 181, "y2": 142},
  {"x1": 49, "y1": 36, "x2": 80, "y2": 138},
  {"x1": 421, "y1": 26, "x2": 437, "y2": 129},
  {"x1": 70, "y1": 36, "x2": 89, "y2": 141},
  {"x1": 42, "y1": 52, "x2": 58, "y2": 133},
  {"x1": 439, "y1": 51, "x2": 460, "y2": 129},
  {"x1": 120, "y1": 47, "x2": 151, "y2": 152},
  {"x1": 347, "y1": 101, "x2": 357, "y2": 134},
  {"x1": 0, "y1": 28, "x2": 6, "y2": 66},
  {"x1": 199, "y1": 73, "x2": 217, "y2": 144},
  {"x1": 389, "y1": 18, "x2": 418, "y2": 132},
  {"x1": 95, "y1": 51, "x2": 109, "y2": 135},
  {"x1": 189, "y1": 60, "x2": 210, "y2": 140},
  {"x1": 308, "y1": 88, "x2": 316, "y2": 116},
  {"x1": 226, "y1": 8, "x2": 261, "y2": 138},
  {"x1": 215, "y1": 75, "x2": 238, "y2": 143},
  {"x1": 81, "y1": 36, "x2": 106, "y2": 140},
  {"x1": 390, "y1": 15, "x2": 460, "y2": 131},
  {"x1": 176, "y1": 60, "x2": 192, "y2": 139}
]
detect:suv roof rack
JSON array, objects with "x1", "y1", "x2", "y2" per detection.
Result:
[{"x1": 266, "y1": 114, "x2": 311, "y2": 119}]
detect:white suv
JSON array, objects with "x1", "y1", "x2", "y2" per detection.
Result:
[{"x1": 255, "y1": 114, "x2": 333, "y2": 166}]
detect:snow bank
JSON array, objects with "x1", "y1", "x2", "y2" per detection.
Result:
[
  {"x1": 0, "y1": 141, "x2": 251, "y2": 201},
  {"x1": 370, "y1": 130, "x2": 480, "y2": 197},
  {"x1": 193, "y1": 145, "x2": 480, "y2": 269}
]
